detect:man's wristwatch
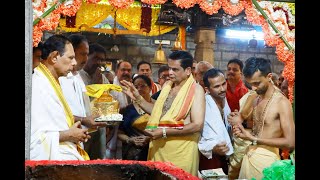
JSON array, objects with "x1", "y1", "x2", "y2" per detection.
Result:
[{"x1": 162, "y1": 128, "x2": 167, "y2": 139}]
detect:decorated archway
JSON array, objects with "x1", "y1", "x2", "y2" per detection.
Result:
[{"x1": 32, "y1": 0, "x2": 295, "y2": 101}]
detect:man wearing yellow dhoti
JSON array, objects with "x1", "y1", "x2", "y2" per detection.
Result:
[
  {"x1": 121, "y1": 51, "x2": 205, "y2": 176},
  {"x1": 230, "y1": 57, "x2": 295, "y2": 180},
  {"x1": 31, "y1": 35, "x2": 90, "y2": 160}
]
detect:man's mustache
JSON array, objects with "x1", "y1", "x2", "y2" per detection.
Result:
[{"x1": 122, "y1": 74, "x2": 131, "y2": 78}]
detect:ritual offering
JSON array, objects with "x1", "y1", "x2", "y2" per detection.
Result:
[{"x1": 86, "y1": 84, "x2": 123, "y2": 126}]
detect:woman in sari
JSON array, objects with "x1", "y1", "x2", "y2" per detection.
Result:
[{"x1": 118, "y1": 75, "x2": 152, "y2": 160}]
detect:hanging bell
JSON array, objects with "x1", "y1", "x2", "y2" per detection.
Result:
[{"x1": 152, "y1": 43, "x2": 167, "y2": 64}]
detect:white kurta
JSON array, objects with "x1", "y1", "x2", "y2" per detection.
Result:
[
  {"x1": 59, "y1": 72, "x2": 90, "y2": 117},
  {"x1": 198, "y1": 94, "x2": 234, "y2": 159},
  {"x1": 30, "y1": 69, "x2": 84, "y2": 160}
]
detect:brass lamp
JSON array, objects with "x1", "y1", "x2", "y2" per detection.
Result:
[{"x1": 153, "y1": 41, "x2": 167, "y2": 64}]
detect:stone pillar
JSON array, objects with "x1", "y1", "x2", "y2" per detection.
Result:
[
  {"x1": 194, "y1": 27, "x2": 216, "y2": 65},
  {"x1": 25, "y1": 0, "x2": 33, "y2": 160}
]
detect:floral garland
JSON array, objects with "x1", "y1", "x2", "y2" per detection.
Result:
[
  {"x1": 243, "y1": 1, "x2": 295, "y2": 102},
  {"x1": 32, "y1": 0, "x2": 82, "y2": 46},
  {"x1": 172, "y1": 0, "x2": 197, "y2": 9},
  {"x1": 197, "y1": 0, "x2": 222, "y2": 15},
  {"x1": 221, "y1": 0, "x2": 245, "y2": 16},
  {"x1": 141, "y1": 0, "x2": 168, "y2": 4},
  {"x1": 31, "y1": 0, "x2": 295, "y2": 102},
  {"x1": 108, "y1": 0, "x2": 134, "y2": 9}
]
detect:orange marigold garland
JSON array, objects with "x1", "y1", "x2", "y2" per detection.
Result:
[
  {"x1": 108, "y1": 0, "x2": 134, "y2": 9},
  {"x1": 33, "y1": 26, "x2": 44, "y2": 47},
  {"x1": 276, "y1": 42, "x2": 295, "y2": 102},
  {"x1": 172, "y1": 0, "x2": 197, "y2": 9},
  {"x1": 141, "y1": 0, "x2": 167, "y2": 4},
  {"x1": 85, "y1": 0, "x2": 101, "y2": 3},
  {"x1": 244, "y1": 0, "x2": 295, "y2": 102},
  {"x1": 58, "y1": 0, "x2": 82, "y2": 16},
  {"x1": 243, "y1": 1, "x2": 265, "y2": 25},
  {"x1": 221, "y1": 0, "x2": 245, "y2": 16},
  {"x1": 197, "y1": 0, "x2": 222, "y2": 15},
  {"x1": 33, "y1": 0, "x2": 48, "y2": 12}
]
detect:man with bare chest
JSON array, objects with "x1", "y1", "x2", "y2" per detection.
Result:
[
  {"x1": 121, "y1": 51, "x2": 205, "y2": 176},
  {"x1": 229, "y1": 57, "x2": 295, "y2": 180}
]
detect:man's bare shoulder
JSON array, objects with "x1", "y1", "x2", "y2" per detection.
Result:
[
  {"x1": 274, "y1": 92, "x2": 291, "y2": 107},
  {"x1": 194, "y1": 83, "x2": 205, "y2": 94}
]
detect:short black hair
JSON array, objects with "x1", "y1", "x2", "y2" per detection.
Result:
[
  {"x1": 68, "y1": 34, "x2": 88, "y2": 49},
  {"x1": 168, "y1": 50, "x2": 193, "y2": 70},
  {"x1": 137, "y1": 60, "x2": 151, "y2": 70},
  {"x1": 41, "y1": 34, "x2": 71, "y2": 60},
  {"x1": 203, "y1": 68, "x2": 224, "y2": 88},
  {"x1": 158, "y1": 65, "x2": 169, "y2": 78},
  {"x1": 133, "y1": 74, "x2": 152, "y2": 88},
  {"x1": 243, "y1": 57, "x2": 272, "y2": 78},
  {"x1": 227, "y1": 59, "x2": 244, "y2": 72}
]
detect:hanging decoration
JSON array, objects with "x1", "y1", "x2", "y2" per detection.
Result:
[
  {"x1": 221, "y1": 0, "x2": 245, "y2": 16},
  {"x1": 140, "y1": 3, "x2": 152, "y2": 33},
  {"x1": 247, "y1": 0, "x2": 295, "y2": 102},
  {"x1": 66, "y1": 14, "x2": 77, "y2": 27},
  {"x1": 58, "y1": 1, "x2": 176, "y2": 36},
  {"x1": 32, "y1": 0, "x2": 295, "y2": 102},
  {"x1": 172, "y1": 0, "x2": 197, "y2": 9},
  {"x1": 32, "y1": 0, "x2": 82, "y2": 46},
  {"x1": 198, "y1": 0, "x2": 222, "y2": 15}
]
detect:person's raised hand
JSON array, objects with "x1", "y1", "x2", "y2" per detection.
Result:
[{"x1": 120, "y1": 80, "x2": 140, "y2": 100}]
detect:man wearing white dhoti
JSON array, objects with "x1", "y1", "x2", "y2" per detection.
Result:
[
  {"x1": 30, "y1": 35, "x2": 90, "y2": 160},
  {"x1": 198, "y1": 68, "x2": 234, "y2": 174},
  {"x1": 59, "y1": 35, "x2": 108, "y2": 158}
]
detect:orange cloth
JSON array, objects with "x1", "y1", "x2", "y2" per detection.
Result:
[{"x1": 226, "y1": 80, "x2": 248, "y2": 112}]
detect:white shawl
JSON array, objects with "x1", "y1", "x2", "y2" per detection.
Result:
[
  {"x1": 198, "y1": 93, "x2": 234, "y2": 159},
  {"x1": 30, "y1": 69, "x2": 84, "y2": 160}
]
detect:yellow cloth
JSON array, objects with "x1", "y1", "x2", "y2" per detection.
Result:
[
  {"x1": 37, "y1": 63, "x2": 90, "y2": 160},
  {"x1": 146, "y1": 75, "x2": 199, "y2": 176},
  {"x1": 228, "y1": 129, "x2": 253, "y2": 179},
  {"x1": 85, "y1": 84, "x2": 122, "y2": 98},
  {"x1": 132, "y1": 114, "x2": 150, "y2": 132},
  {"x1": 239, "y1": 145, "x2": 280, "y2": 180},
  {"x1": 146, "y1": 75, "x2": 196, "y2": 129}
]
